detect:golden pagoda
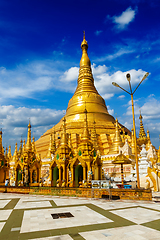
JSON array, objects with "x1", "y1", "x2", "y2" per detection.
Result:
[
  {"x1": 9, "y1": 122, "x2": 41, "y2": 186},
  {"x1": 137, "y1": 111, "x2": 147, "y2": 145}
]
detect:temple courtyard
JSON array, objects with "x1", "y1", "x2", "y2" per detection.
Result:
[{"x1": 0, "y1": 193, "x2": 160, "y2": 240}]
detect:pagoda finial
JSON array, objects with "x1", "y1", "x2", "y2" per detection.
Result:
[
  {"x1": 80, "y1": 32, "x2": 90, "y2": 67},
  {"x1": 32, "y1": 136, "x2": 36, "y2": 152},
  {"x1": 22, "y1": 140, "x2": 26, "y2": 153},
  {"x1": 60, "y1": 117, "x2": 67, "y2": 146},
  {"x1": 83, "y1": 30, "x2": 85, "y2": 40},
  {"x1": 19, "y1": 137, "x2": 23, "y2": 156},
  {"x1": 139, "y1": 111, "x2": 146, "y2": 139},
  {"x1": 26, "y1": 121, "x2": 32, "y2": 151},
  {"x1": 110, "y1": 118, "x2": 123, "y2": 154},
  {"x1": 8, "y1": 145, "x2": 12, "y2": 160},
  {"x1": 5, "y1": 146, "x2": 8, "y2": 159}
]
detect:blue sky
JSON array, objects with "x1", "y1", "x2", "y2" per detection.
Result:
[{"x1": 0, "y1": 0, "x2": 160, "y2": 153}]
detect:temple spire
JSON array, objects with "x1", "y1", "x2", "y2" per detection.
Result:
[
  {"x1": 146, "y1": 129, "x2": 151, "y2": 149},
  {"x1": 111, "y1": 118, "x2": 123, "y2": 154},
  {"x1": 8, "y1": 146, "x2": 12, "y2": 160},
  {"x1": 5, "y1": 147, "x2": 8, "y2": 159},
  {"x1": 60, "y1": 117, "x2": 67, "y2": 146},
  {"x1": 22, "y1": 140, "x2": 26, "y2": 153},
  {"x1": 13, "y1": 142, "x2": 18, "y2": 160},
  {"x1": 32, "y1": 136, "x2": 36, "y2": 152},
  {"x1": 19, "y1": 138, "x2": 23, "y2": 156},
  {"x1": 139, "y1": 112, "x2": 146, "y2": 139},
  {"x1": 26, "y1": 121, "x2": 32, "y2": 151},
  {"x1": 47, "y1": 133, "x2": 56, "y2": 158}
]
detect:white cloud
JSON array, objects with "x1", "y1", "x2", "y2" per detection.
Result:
[
  {"x1": 107, "y1": 105, "x2": 114, "y2": 116},
  {"x1": 93, "y1": 65, "x2": 146, "y2": 99},
  {"x1": 102, "y1": 93, "x2": 114, "y2": 99},
  {"x1": 60, "y1": 67, "x2": 79, "y2": 82},
  {"x1": 112, "y1": 7, "x2": 137, "y2": 30},
  {"x1": 118, "y1": 95, "x2": 125, "y2": 99},
  {"x1": 95, "y1": 48, "x2": 135, "y2": 62},
  {"x1": 0, "y1": 60, "x2": 63, "y2": 100}
]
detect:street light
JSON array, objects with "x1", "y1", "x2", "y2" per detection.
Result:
[{"x1": 112, "y1": 72, "x2": 149, "y2": 189}]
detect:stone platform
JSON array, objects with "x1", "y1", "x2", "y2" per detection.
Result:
[{"x1": 0, "y1": 186, "x2": 152, "y2": 201}]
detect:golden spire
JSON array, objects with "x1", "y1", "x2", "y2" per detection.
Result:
[
  {"x1": 81, "y1": 108, "x2": 90, "y2": 141},
  {"x1": 80, "y1": 31, "x2": 90, "y2": 67},
  {"x1": 8, "y1": 146, "x2": 12, "y2": 160},
  {"x1": 26, "y1": 121, "x2": 32, "y2": 151},
  {"x1": 13, "y1": 142, "x2": 18, "y2": 161},
  {"x1": 146, "y1": 129, "x2": 151, "y2": 149},
  {"x1": 65, "y1": 32, "x2": 114, "y2": 124},
  {"x1": 22, "y1": 140, "x2": 26, "y2": 153},
  {"x1": 60, "y1": 117, "x2": 67, "y2": 146},
  {"x1": 19, "y1": 138, "x2": 23, "y2": 156},
  {"x1": 139, "y1": 112, "x2": 146, "y2": 139},
  {"x1": 47, "y1": 133, "x2": 56, "y2": 158},
  {"x1": 131, "y1": 128, "x2": 135, "y2": 154},
  {"x1": 32, "y1": 136, "x2": 36, "y2": 152},
  {"x1": 5, "y1": 147, "x2": 8, "y2": 159},
  {"x1": 111, "y1": 118, "x2": 123, "y2": 154}
]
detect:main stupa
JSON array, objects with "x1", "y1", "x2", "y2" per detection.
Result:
[{"x1": 35, "y1": 33, "x2": 130, "y2": 158}]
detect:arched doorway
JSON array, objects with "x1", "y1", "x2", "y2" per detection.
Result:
[
  {"x1": 75, "y1": 165, "x2": 83, "y2": 187},
  {"x1": 52, "y1": 166, "x2": 59, "y2": 187}
]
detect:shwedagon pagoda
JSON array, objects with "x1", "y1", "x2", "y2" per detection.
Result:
[{"x1": 0, "y1": 34, "x2": 160, "y2": 191}]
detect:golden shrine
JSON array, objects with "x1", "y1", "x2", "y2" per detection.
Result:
[{"x1": 0, "y1": 33, "x2": 160, "y2": 191}]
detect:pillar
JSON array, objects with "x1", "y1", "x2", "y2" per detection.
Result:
[
  {"x1": 121, "y1": 164, "x2": 124, "y2": 185},
  {"x1": 83, "y1": 166, "x2": 86, "y2": 180}
]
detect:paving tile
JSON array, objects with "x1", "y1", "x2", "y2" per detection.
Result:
[
  {"x1": 0, "y1": 199, "x2": 11, "y2": 208},
  {"x1": 0, "y1": 222, "x2": 5, "y2": 232},
  {"x1": 30, "y1": 235, "x2": 73, "y2": 240},
  {"x1": 79, "y1": 225, "x2": 160, "y2": 239},
  {"x1": 0, "y1": 209, "x2": 12, "y2": 220},
  {"x1": 14, "y1": 199, "x2": 52, "y2": 209},
  {"x1": 111, "y1": 207, "x2": 160, "y2": 224}
]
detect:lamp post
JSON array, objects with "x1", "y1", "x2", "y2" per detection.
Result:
[{"x1": 112, "y1": 72, "x2": 149, "y2": 189}]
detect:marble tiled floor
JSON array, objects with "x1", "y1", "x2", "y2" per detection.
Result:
[
  {"x1": 21, "y1": 205, "x2": 112, "y2": 233},
  {"x1": 111, "y1": 207, "x2": 160, "y2": 224},
  {"x1": 0, "y1": 192, "x2": 160, "y2": 240},
  {"x1": 80, "y1": 225, "x2": 160, "y2": 240}
]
